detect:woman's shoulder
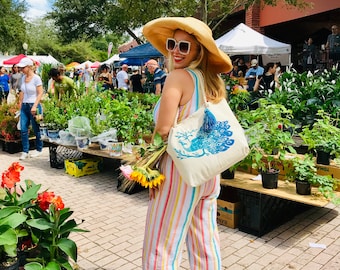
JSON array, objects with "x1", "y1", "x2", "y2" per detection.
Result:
[{"x1": 167, "y1": 69, "x2": 192, "y2": 81}]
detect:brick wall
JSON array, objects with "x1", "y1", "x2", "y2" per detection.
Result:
[{"x1": 245, "y1": 3, "x2": 264, "y2": 34}]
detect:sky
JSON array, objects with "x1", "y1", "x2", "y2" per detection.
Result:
[{"x1": 25, "y1": 0, "x2": 53, "y2": 21}]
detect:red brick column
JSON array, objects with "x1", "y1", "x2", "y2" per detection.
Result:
[{"x1": 245, "y1": 3, "x2": 264, "y2": 34}]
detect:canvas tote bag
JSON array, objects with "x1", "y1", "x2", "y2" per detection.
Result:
[{"x1": 166, "y1": 69, "x2": 249, "y2": 187}]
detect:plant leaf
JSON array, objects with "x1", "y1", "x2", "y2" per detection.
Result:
[
  {"x1": 24, "y1": 262, "x2": 44, "y2": 270},
  {"x1": 57, "y1": 238, "x2": 77, "y2": 261},
  {"x1": 26, "y1": 218, "x2": 54, "y2": 230}
]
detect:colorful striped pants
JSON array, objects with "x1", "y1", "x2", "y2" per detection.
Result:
[{"x1": 142, "y1": 154, "x2": 221, "y2": 270}]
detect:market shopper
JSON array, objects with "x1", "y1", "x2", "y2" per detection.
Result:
[
  {"x1": 116, "y1": 64, "x2": 129, "y2": 90},
  {"x1": 48, "y1": 68, "x2": 77, "y2": 100},
  {"x1": 145, "y1": 59, "x2": 167, "y2": 95},
  {"x1": 0, "y1": 66, "x2": 10, "y2": 101},
  {"x1": 17, "y1": 57, "x2": 44, "y2": 160},
  {"x1": 142, "y1": 17, "x2": 232, "y2": 269},
  {"x1": 325, "y1": 24, "x2": 340, "y2": 64}
]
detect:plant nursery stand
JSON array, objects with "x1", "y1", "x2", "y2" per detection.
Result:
[{"x1": 220, "y1": 171, "x2": 335, "y2": 236}]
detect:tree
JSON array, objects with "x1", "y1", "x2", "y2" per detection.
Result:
[
  {"x1": 50, "y1": 0, "x2": 309, "y2": 44},
  {"x1": 0, "y1": 0, "x2": 27, "y2": 54}
]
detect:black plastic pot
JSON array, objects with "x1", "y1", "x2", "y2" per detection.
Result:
[
  {"x1": 296, "y1": 180, "x2": 311, "y2": 195},
  {"x1": 221, "y1": 169, "x2": 235, "y2": 179},
  {"x1": 316, "y1": 150, "x2": 330, "y2": 165},
  {"x1": 261, "y1": 170, "x2": 279, "y2": 189}
]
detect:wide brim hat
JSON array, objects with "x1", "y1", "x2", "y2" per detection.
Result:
[{"x1": 143, "y1": 17, "x2": 232, "y2": 73}]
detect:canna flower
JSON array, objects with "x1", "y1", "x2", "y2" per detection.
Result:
[
  {"x1": 1, "y1": 162, "x2": 24, "y2": 188},
  {"x1": 51, "y1": 195, "x2": 65, "y2": 210},
  {"x1": 37, "y1": 191, "x2": 56, "y2": 211}
]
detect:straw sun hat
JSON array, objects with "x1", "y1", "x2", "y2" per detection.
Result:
[{"x1": 143, "y1": 17, "x2": 232, "y2": 73}]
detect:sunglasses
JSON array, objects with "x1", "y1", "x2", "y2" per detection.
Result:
[{"x1": 166, "y1": 38, "x2": 191, "y2": 55}]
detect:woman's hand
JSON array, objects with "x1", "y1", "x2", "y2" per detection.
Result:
[{"x1": 31, "y1": 106, "x2": 37, "y2": 115}]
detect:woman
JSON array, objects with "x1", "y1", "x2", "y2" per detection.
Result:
[
  {"x1": 0, "y1": 66, "x2": 10, "y2": 101},
  {"x1": 97, "y1": 64, "x2": 113, "y2": 91},
  {"x1": 259, "y1": 62, "x2": 278, "y2": 91},
  {"x1": 17, "y1": 57, "x2": 44, "y2": 160},
  {"x1": 142, "y1": 17, "x2": 232, "y2": 269},
  {"x1": 10, "y1": 64, "x2": 22, "y2": 93}
]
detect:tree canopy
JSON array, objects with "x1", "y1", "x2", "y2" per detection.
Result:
[
  {"x1": 49, "y1": 0, "x2": 309, "y2": 43},
  {"x1": 0, "y1": 0, "x2": 27, "y2": 54}
]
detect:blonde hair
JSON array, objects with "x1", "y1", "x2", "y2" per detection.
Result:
[{"x1": 167, "y1": 41, "x2": 226, "y2": 103}]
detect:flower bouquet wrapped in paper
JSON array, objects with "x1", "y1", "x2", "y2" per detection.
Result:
[{"x1": 119, "y1": 133, "x2": 166, "y2": 191}]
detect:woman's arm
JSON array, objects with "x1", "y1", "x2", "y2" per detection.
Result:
[{"x1": 153, "y1": 69, "x2": 194, "y2": 141}]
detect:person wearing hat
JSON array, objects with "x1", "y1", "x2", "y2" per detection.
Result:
[
  {"x1": 145, "y1": 59, "x2": 167, "y2": 95},
  {"x1": 17, "y1": 57, "x2": 44, "y2": 160},
  {"x1": 245, "y1": 59, "x2": 264, "y2": 91},
  {"x1": 142, "y1": 17, "x2": 232, "y2": 269}
]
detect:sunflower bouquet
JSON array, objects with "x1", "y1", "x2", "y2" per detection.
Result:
[{"x1": 119, "y1": 133, "x2": 167, "y2": 189}]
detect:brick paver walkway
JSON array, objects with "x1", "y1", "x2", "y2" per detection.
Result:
[{"x1": 1, "y1": 148, "x2": 339, "y2": 269}]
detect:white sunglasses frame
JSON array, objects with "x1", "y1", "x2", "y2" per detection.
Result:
[{"x1": 166, "y1": 38, "x2": 191, "y2": 55}]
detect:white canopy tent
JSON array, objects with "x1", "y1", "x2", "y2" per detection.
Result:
[
  {"x1": 75, "y1": 60, "x2": 93, "y2": 69},
  {"x1": 102, "y1": 54, "x2": 124, "y2": 66},
  {"x1": 215, "y1": 23, "x2": 291, "y2": 65}
]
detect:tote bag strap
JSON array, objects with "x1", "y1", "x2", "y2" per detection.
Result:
[{"x1": 172, "y1": 68, "x2": 207, "y2": 127}]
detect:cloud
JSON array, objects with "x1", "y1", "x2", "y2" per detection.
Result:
[{"x1": 24, "y1": 0, "x2": 52, "y2": 21}]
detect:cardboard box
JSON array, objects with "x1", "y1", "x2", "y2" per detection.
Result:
[
  {"x1": 216, "y1": 199, "x2": 240, "y2": 229},
  {"x1": 316, "y1": 163, "x2": 340, "y2": 191},
  {"x1": 65, "y1": 157, "x2": 103, "y2": 177}
]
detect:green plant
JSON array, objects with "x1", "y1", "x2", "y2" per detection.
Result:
[
  {"x1": 299, "y1": 110, "x2": 340, "y2": 156},
  {"x1": 25, "y1": 190, "x2": 88, "y2": 270},
  {"x1": 0, "y1": 162, "x2": 88, "y2": 270},
  {"x1": 0, "y1": 162, "x2": 41, "y2": 267},
  {"x1": 241, "y1": 99, "x2": 296, "y2": 173},
  {"x1": 286, "y1": 154, "x2": 340, "y2": 204},
  {"x1": 0, "y1": 102, "x2": 21, "y2": 140},
  {"x1": 287, "y1": 154, "x2": 317, "y2": 182}
]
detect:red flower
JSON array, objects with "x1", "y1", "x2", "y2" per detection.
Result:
[
  {"x1": 1, "y1": 162, "x2": 24, "y2": 188},
  {"x1": 52, "y1": 196, "x2": 65, "y2": 210},
  {"x1": 37, "y1": 191, "x2": 64, "y2": 211},
  {"x1": 37, "y1": 191, "x2": 55, "y2": 211}
]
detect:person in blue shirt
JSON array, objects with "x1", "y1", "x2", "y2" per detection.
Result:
[
  {"x1": 145, "y1": 59, "x2": 167, "y2": 95},
  {"x1": 0, "y1": 66, "x2": 10, "y2": 101},
  {"x1": 245, "y1": 59, "x2": 264, "y2": 91}
]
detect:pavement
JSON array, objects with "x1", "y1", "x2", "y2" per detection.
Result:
[{"x1": 1, "y1": 147, "x2": 339, "y2": 270}]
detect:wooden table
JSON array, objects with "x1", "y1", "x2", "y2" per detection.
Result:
[
  {"x1": 43, "y1": 139, "x2": 134, "y2": 162},
  {"x1": 220, "y1": 171, "x2": 336, "y2": 236},
  {"x1": 221, "y1": 171, "x2": 330, "y2": 207}
]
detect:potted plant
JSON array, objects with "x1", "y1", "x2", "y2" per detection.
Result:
[
  {"x1": 241, "y1": 100, "x2": 296, "y2": 189},
  {"x1": 0, "y1": 162, "x2": 41, "y2": 269},
  {"x1": 299, "y1": 110, "x2": 340, "y2": 165},
  {"x1": 0, "y1": 162, "x2": 88, "y2": 270},
  {"x1": 287, "y1": 154, "x2": 317, "y2": 195}
]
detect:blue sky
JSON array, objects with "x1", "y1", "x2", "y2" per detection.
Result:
[{"x1": 25, "y1": 0, "x2": 53, "y2": 20}]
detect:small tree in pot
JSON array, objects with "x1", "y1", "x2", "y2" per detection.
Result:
[
  {"x1": 300, "y1": 110, "x2": 340, "y2": 165},
  {"x1": 240, "y1": 100, "x2": 296, "y2": 189}
]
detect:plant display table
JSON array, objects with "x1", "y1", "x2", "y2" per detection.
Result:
[
  {"x1": 0, "y1": 137, "x2": 36, "y2": 154},
  {"x1": 220, "y1": 171, "x2": 335, "y2": 236}
]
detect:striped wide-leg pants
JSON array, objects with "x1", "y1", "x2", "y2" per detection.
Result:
[{"x1": 142, "y1": 154, "x2": 221, "y2": 270}]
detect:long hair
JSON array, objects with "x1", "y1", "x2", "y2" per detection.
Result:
[{"x1": 167, "y1": 41, "x2": 226, "y2": 103}]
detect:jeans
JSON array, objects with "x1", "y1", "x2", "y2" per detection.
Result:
[{"x1": 20, "y1": 103, "x2": 43, "y2": 153}]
